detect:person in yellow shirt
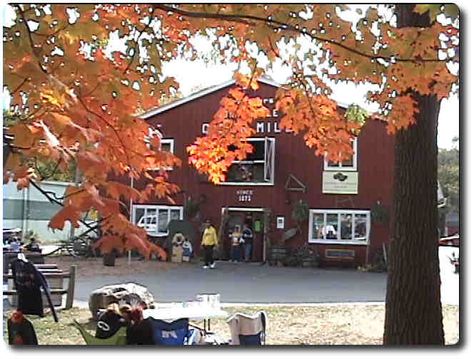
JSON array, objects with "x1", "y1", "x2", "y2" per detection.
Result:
[{"x1": 201, "y1": 219, "x2": 218, "y2": 269}]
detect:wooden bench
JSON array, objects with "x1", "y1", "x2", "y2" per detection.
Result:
[{"x1": 4, "y1": 264, "x2": 77, "y2": 309}]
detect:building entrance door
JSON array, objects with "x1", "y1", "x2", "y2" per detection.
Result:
[{"x1": 222, "y1": 208, "x2": 264, "y2": 262}]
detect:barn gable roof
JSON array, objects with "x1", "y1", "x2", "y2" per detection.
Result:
[{"x1": 139, "y1": 77, "x2": 283, "y2": 119}]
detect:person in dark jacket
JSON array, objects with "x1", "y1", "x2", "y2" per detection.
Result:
[
  {"x1": 23, "y1": 237, "x2": 41, "y2": 253},
  {"x1": 126, "y1": 306, "x2": 154, "y2": 345},
  {"x1": 242, "y1": 223, "x2": 254, "y2": 262},
  {"x1": 10, "y1": 258, "x2": 58, "y2": 322},
  {"x1": 8, "y1": 310, "x2": 38, "y2": 345}
]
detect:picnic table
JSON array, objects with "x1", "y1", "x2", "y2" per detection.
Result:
[{"x1": 143, "y1": 302, "x2": 228, "y2": 332}]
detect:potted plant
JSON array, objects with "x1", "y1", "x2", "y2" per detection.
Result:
[
  {"x1": 371, "y1": 201, "x2": 390, "y2": 225},
  {"x1": 291, "y1": 200, "x2": 309, "y2": 231},
  {"x1": 184, "y1": 196, "x2": 200, "y2": 221}
]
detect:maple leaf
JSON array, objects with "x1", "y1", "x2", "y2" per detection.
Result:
[{"x1": 49, "y1": 205, "x2": 83, "y2": 230}]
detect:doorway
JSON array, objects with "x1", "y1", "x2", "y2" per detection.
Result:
[{"x1": 221, "y1": 208, "x2": 265, "y2": 262}]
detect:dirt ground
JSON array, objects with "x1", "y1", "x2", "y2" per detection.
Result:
[
  {"x1": 25, "y1": 255, "x2": 460, "y2": 345},
  {"x1": 51, "y1": 254, "x2": 181, "y2": 277},
  {"x1": 2, "y1": 304, "x2": 459, "y2": 345}
]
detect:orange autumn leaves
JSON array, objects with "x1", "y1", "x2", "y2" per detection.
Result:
[
  {"x1": 187, "y1": 78, "x2": 361, "y2": 184},
  {"x1": 187, "y1": 83, "x2": 270, "y2": 184},
  {"x1": 3, "y1": 4, "x2": 458, "y2": 256}
]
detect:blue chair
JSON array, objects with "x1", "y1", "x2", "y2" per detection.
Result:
[{"x1": 147, "y1": 318, "x2": 198, "y2": 345}]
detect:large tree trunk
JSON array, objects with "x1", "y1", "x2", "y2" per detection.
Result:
[{"x1": 383, "y1": 5, "x2": 444, "y2": 345}]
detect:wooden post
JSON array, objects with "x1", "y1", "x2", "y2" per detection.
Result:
[{"x1": 65, "y1": 265, "x2": 76, "y2": 309}]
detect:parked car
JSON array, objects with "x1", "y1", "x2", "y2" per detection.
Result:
[{"x1": 439, "y1": 234, "x2": 460, "y2": 247}]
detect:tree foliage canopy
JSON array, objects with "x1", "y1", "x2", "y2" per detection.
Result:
[
  {"x1": 438, "y1": 138, "x2": 459, "y2": 214},
  {"x1": 3, "y1": 4, "x2": 458, "y2": 256}
]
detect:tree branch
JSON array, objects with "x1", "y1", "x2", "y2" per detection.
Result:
[
  {"x1": 15, "y1": 5, "x2": 48, "y2": 75},
  {"x1": 154, "y1": 4, "x2": 444, "y2": 63},
  {"x1": 123, "y1": 12, "x2": 156, "y2": 74},
  {"x1": 29, "y1": 180, "x2": 97, "y2": 232},
  {"x1": 77, "y1": 96, "x2": 132, "y2": 166}
]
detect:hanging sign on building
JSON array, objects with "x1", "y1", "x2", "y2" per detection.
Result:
[{"x1": 322, "y1": 171, "x2": 359, "y2": 194}]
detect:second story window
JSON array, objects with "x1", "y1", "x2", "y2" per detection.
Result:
[
  {"x1": 160, "y1": 139, "x2": 175, "y2": 154},
  {"x1": 324, "y1": 138, "x2": 358, "y2": 171},
  {"x1": 145, "y1": 127, "x2": 175, "y2": 171},
  {"x1": 223, "y1": 137, "x2": 275, "y2": 185}
]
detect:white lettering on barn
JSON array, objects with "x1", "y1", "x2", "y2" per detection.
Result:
[
  {"x1": 237, "y1": 189, "x2": 253, "y2": 202},
  {"x1": 201, "y1": 98, "x2": 293, "y2": 135}
]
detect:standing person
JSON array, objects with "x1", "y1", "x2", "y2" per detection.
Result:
[
  {"x1": 201, "y1": 219, "x2": 218, "y2": 269},
  {"x1": 229, "y1": 226, "x2": 242, "y2": 263},
  {"x1": 242, "y1": 223, "x2": 254, "y2": 262}
]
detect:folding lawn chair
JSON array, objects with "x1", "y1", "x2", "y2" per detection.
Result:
[
  {"x1": 147, "y1": 317, "x2": 198, "y2": 345},
  {"x1": 226, "y1": 311, "x2": 267, "y2": 345},
  {"x1": 72, "y1": 319, "x2": 127, "y2": 346}
]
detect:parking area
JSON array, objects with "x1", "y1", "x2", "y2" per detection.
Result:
[{"x1": 64, "y1": 246, "x2": 459, "y2": 306}]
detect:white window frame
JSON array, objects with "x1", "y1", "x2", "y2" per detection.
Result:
[
  {"x1": 221, "y1": 137, "x2": 275, "y2": 186},
  {"x1": 147, "y1": 138, "x2": 175, "y2": 171},
  {"x1": 132, "y1": 204, "x2": 183, "y2": 237},
  {"x1": 308, "y1": 209, "x2": 370, "y2": 245},
  {"x1": 160, "y1": 138, "x2": 175, "y2": 154},
  {"x1": 324, "y1": 138, "x2": 358, "y2": 172}
]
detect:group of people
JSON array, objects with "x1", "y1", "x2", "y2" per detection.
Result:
[
  {"x1": 200, "y1": 219, "x2": 254, "y2": 269},
  {"x1": 4, "y1": 236, "x2": 41, "y2": 253},
  {"x1": 229, "y1": 224, "x2": 254, "y2": 263},
  {"x1": 95, "y1": 302, "x2": 156, "y2": 344}
]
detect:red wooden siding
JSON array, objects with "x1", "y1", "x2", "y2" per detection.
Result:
[{"x1": 132, "y1": 81, "x2": 395, "y2": 266}]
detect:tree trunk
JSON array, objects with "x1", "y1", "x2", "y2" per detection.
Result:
[{"x1": 383, "y1": 5, "x2": 445, "y2": 345}]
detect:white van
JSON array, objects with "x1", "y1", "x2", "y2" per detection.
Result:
[{"x1": 137, "y1": 215, "x2": 158, "y2": 235}]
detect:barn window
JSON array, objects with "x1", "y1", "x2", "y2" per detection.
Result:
[
  {"x1": 145, "y1": 129, "x2": 175, "y2": 171},
  {"x1": 132, "y1": 205, "x2": 183, "y2": 237},
  {"x1": 324, "y1": 138, "x2": 357, "y2": 171},
  {"x1": 223, "y1": 137, "x2": 275, "y2": 185},
  {"x1": 309, "y1": 209, "x2": 370, "y2": 244},
  {"x1": 160, "y1": 139, "x2": 175, "y2": 154}
]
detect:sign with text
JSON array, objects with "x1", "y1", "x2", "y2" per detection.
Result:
[
  {"x1": 236, "y1": 189, "x2": 253, "y2": 202},
  {"x1": 201, "y1": 97, "x2": 294, "y2": 136},
  {"x1": 322, "y1": 171, "x2": 359, "y2": 194}
]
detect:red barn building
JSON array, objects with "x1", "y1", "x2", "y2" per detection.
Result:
[{"x1": 130, "y1": 78, "x2": 395, "y2": 267}]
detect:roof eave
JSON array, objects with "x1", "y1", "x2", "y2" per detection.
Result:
[{"x1": 139, "y1": 78, "x2": 284, "y2": 120}]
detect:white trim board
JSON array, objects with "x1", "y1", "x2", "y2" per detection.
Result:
[{"x1": 222, "y1": 207, "x2": 265, "y2": 213}]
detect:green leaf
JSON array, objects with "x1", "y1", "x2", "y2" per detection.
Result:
[{"x1": 345, "y1": 104, "x2": 368, "y2": 126}]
